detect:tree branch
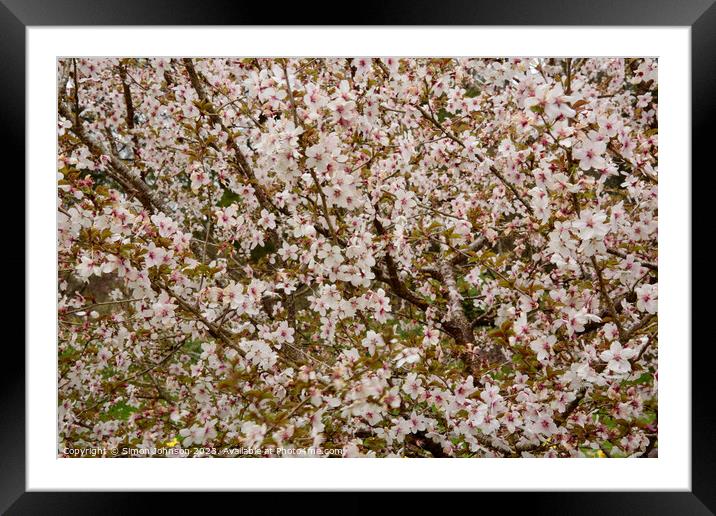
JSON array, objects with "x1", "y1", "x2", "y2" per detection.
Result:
[
  {"x1": 118, "y1": 61, "x2": 141, "y2": 162},
  {"x1": 590, "y1": 255, "x2": 625, "y2": 341}
]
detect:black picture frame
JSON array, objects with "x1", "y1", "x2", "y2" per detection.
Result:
[{"x1": 3, "y1": 1, "x2": 710, "y2": 513}]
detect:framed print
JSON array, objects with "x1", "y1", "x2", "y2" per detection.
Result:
[{"x1": 5, "y1": 0, "x2": 711, "y2": 513}]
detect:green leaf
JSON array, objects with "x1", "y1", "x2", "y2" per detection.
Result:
[
  {"x1": 103, "y1": 401, "x2": 138, "y2": 421},
  {"x1": 464, "y1": 86, "x2": 481, "y2": 98},
  {"x1": 100, "y1": 366, "x2": 116, "y2": 380},
  {"x1": 363, "y1": 437, "x2": 385, "y2": 451},
  {"x1": 436, "y1": 108, "x2": 451, "y2": 123},
  {"x1": 250, "y1": 240, "x2": 277, "y2": 262},
  {"x1": 218, "y1": 189, "x2": 242, "y2": 208},
  {"x1": 623, "y1": 372, "x2": 653, "y2": 387}
]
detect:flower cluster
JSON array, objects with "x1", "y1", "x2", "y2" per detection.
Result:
[{"x1": 58, "y1": 57, "x2": 658, "y2": 458}]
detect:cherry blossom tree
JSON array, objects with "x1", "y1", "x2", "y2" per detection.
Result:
[{"x1": 58, "y1": 57, "x2": 658, "y2": 458}]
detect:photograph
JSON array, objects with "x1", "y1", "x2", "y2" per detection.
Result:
[{"x1": 57, "y1": 56, "x2": 659, "y2": 459}]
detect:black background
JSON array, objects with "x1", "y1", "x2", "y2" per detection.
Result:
[{"x1": 1, "y1": 0, "x2": 710, "y2": 513}]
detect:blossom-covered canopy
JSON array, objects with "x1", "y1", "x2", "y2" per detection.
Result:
[{"x1": 58, "y1": 57, "x2": 658, "y2": 457}]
